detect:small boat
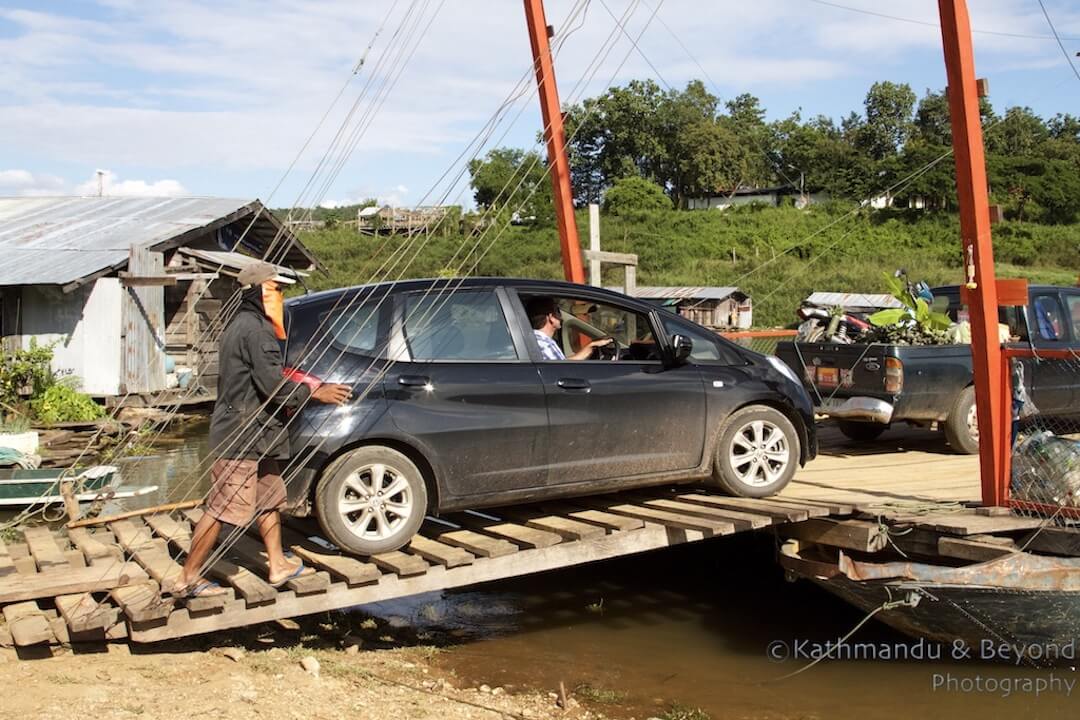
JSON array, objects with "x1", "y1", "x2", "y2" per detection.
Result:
[
  {"x1": 0, "y1": 465, "x2": 157, "y2": 507},
  {"x1": 780, "y1": 540, "x2": 1080, "y2": 663}
]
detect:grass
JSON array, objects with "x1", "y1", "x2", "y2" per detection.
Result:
[
  {"x1": 574, "y1": 684, "x2": 628, "y2": 705},
  {"x1": 658, "y1": 702, "x2": 712, "y2": 720},
  {"x1": 299, "y1": 204, "x2": 1079, "y2": 328}
]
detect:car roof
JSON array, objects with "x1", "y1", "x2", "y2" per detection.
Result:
[{"x1": 287, "y1": 277, "x2": 657, "y2": 312}]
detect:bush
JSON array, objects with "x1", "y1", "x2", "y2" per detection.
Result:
[
  {"x1": 603, "y1": 176, "x2": 672, "y2": 216},
  {"x1": 0, "y1": 340, "x2": 56, "y2": 409},
  {"x1": 30, "y1": 380, "x2": 105, "y2": 425}
]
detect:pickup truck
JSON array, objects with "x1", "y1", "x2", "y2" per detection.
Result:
[{"x1": 776, "y1": 284, "x2": 1080, "y2": 453}]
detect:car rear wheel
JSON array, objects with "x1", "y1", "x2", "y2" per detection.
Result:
[
  {"x1": 713, "y1": 405, "x2": 799, "y2": 498},
  {"x1": 315, "y1": 446, "x2": 428, "y2": 556},
  {"x1": 836, "y1": 419, "x2": 888, "y2": 442},
  {"x1": 944, "y1": 385, "x2": 979, "y2": 455}
]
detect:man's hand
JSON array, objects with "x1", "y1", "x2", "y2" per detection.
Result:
[
  {"x1": 311, "y1": 383, "x2": 352, "y2": 405},
  {"x1": 568, "y1": 336, "x2": 615, "y2": 360},
  {"x1": 588, "y1": 337, "x2": 614, "y2": 350}
]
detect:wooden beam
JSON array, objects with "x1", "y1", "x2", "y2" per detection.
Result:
[
  {"x1": 119, "y1": 272, "x2": 178, "y2": 287},
  {"x1": 780, "y1": 518, "x2": 887, "y2": 552}
]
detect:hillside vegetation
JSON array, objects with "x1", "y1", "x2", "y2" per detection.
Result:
[{"x1": 299, "y1": 204, "x2": 1078, "y2": 328}]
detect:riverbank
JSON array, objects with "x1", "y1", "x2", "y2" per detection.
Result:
[{"x1": 0, "y1": 613, "x2": 671, "y2": 720}]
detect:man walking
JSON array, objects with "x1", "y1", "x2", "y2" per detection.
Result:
[{"x1": 172, "y1": 262, "x2": 351, "y2": 596}]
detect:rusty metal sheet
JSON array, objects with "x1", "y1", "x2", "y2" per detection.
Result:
[{"x1": 838, "y1": 550, "x2": 1080, "y2": 592}]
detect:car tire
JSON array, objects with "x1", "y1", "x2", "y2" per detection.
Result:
[
  {"x1": 315, "y1": 446, "x2": 428, "y2": 556},
  {"x1": 944, "y1": 385, "x2": 980, "y2": 455},
  {"x1": 836, "y1": 419, "x2": 887, "y2": 442},
  {"x1": 713, "y1": 405, "x2": 800, "y2": 498}
]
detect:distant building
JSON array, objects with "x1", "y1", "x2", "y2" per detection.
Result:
[
  {"x1": 687, "y1": 186, "x2": 829, "y2": 211},
  {"x1": 0, "y1": 196, "x2": 317, "y2": 406},
  {"x1": 357, "y1": 205, "x2": 454, "y2": 234},
  {"x1": 608, "y1": 286, "x2": 752, "y2": 329}
]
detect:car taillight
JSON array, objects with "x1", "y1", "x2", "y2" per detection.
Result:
[
  {"x1": 284, "y1": 367, "x2": 323, "y2": 392},
  {"x1": 884, "y1": 357, "x2": 903, "y2": 394}
]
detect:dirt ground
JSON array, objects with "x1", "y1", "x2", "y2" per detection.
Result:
[{"x1": 0, "y1": 616, "x2": 649, "y2": 720}]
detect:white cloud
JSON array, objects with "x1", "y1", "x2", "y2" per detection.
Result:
[
  {"x1": 0, "y1": 169, "x2": 66, "y2": 196},
  {"x1": 72, "y1": 169, "x2": 188, "y2": 197}
]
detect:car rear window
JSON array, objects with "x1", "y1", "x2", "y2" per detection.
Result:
[
  {"x1": 285, "y1": 293, "x2": 388, "y2": 363},
  {"x1": 403, "y1": 290, "x2": 517, "y2": 361}
]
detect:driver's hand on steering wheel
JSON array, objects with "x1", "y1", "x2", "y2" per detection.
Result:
[{"x1": 587, "y1": 337, "x2": 614, "y2": 350}]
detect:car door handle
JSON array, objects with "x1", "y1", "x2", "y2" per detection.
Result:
[
  {"x1": 397, "y1": 375, "x2": 431, "y2": 388},
  {"x1": 556, "y1": 378, "x2": 590, "y2": 391}
]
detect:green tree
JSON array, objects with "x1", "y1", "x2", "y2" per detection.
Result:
[
  {"x1": 603, "y1": 175, "x2": 672, "y2": 216},
  {"x1": 468, "y1": 147, "x2": 554, "y2": 224},
  {"x1": 857, "y1": 81, "x2": 917, "y2": 161}
]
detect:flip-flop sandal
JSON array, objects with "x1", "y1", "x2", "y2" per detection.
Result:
[
  {"x1": 184, "y1": 580, "x2": 228, "y2": 598},
  {"x1": 270, "y1": 560, "x2": 315, "y2": 588}
]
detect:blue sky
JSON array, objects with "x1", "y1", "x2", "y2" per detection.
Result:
[{"x1": 1, "y1": 0, "x2": 1078, "y2": 208}]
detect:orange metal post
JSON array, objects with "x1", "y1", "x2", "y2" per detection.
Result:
[
  {"x1": 524, "y1": 0, "x2": 586, "y2": 284},
  {"x1": 937, "y1": 0, "x2": 1006, "y2": 505}
]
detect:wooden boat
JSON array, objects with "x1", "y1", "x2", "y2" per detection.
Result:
[
  {"x1": 780, "y1": 540, "x2": 1080, "y2": 663},
  {"x1": 0, "y1": 466, "x2": 156, "y2": 507}
]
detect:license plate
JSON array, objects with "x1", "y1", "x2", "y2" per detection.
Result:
[{"x1": 817, "y1": 367, "x2": 839, "y2": 387}]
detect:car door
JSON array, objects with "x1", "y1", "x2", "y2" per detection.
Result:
[
  {"x1": 385, "y1": 286, "x2": 549, "y2": 500},
  {"x1": 1026, "y1": 291, "x2": 1075, "y2": 414},
  {"x1": 509, "y1": 288, "x2": 707, "y2": 486}
]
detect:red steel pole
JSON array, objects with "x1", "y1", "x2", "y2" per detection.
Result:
[
  {"x1": 937, "y1": 0, "x2": 1006, "y2": 505},
  {"x1": 524, "y1": 0, "x2": 586, "y2": 284}
]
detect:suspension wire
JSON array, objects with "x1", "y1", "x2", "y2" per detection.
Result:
[{"x1": 1037, "y1": 0, "x2": 1080, "y2": 84}]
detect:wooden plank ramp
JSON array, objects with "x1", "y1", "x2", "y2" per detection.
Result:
[{"x1": 0, "y1": 470, "x2": 1011, "y2": 647}]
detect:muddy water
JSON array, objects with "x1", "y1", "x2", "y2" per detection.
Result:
[
  {"x1": 127, "y1": 432, "x2": 1076, "y2": 719},
  {"x1": 109, "y1": 422, "x2": 211, "y2": 512}
]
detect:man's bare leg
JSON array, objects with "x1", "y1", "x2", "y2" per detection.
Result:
[
  {"x1": 176, "y1": 512, "x2": 222, "y2": 591},
  {"x1": 257, "y1": 511, "x2": 302, "y2": 584}
]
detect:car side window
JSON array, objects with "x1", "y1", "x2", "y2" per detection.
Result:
[
  {"x1": 548, "y1": 296, "x2": 660, "y2": 361},
  {"x1": 320, "y1": 301, "x2": 383, "y2": 356},
  {"x1": 1032, "y1": 294, "x2": 1067, "y2": 342},
  {"x1": 660, "y1": 315, "x2": 743, "y2": 364},
  {"x1": 1066, "y1": 294, "x2": 1080, "y2": 342},
  {"x1": 403, "y1": 290, "x2": 518, "y2": 361}
]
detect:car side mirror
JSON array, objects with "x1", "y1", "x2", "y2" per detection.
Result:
[{"x1": 671, "y1": 334, "x2": 693, "y2": 365}]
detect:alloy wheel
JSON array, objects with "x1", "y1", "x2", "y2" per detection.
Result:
[
  {"x1": 728, "y1": 419, "x2": 791, "y2": 488},
  {"x1": 337, "y1": 463, "x2": 414, "y2": 541}
]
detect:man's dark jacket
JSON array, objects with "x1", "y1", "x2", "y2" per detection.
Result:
[{"x1": 208, "y1": 289, "x2": 310, "y2": 460}]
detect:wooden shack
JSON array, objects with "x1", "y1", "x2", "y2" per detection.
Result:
[
  {"x1": 0, "y1": 197, "x2": 317, "y2": 407},
  {"x1": 609, "y1": 286, "x2": 753, "y2": 330}
]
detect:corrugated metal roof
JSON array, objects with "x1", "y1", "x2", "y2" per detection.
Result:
[
  {"x1": 606, "y1": 285, "x2": 745, "y2": 301},
  {"x1": 804, "y1": 292, "x2": 903, "y2": 309},
  {"x1": 0, "y1": 196, "x2": 315, "y2": 286},
  {"x1": 179, "y1": 248, "x2": 309, "y2": 283}
]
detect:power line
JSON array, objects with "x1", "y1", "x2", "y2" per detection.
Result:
[
  {"x1": 1037, "y1": 0, "x2": 1080, "y2": 84},
  {"x1": 804, "y1": 0, "x2": 1080, "y2": 42}
]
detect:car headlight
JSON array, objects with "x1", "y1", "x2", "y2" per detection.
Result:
[{"x1": 766, "y1": 355, "x2": 802, "y2": 386}]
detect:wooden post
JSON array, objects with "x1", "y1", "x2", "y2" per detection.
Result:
[
  {"x1": 588, "y1": 203, "x2": 601, "y2": 287},
  {"x1": 937, "y1": 0, "x2": 1006, "y2": 506},
  {"x1": 524, "y1": 0, "x2": 585, "y2": 284},
  {"x1": 122, "y1": 246, "x2": 167, "y2": 394}
]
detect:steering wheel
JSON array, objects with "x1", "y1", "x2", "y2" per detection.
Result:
[{"x1": 595, "y1": 337, "x2": 619, "y2": 361}]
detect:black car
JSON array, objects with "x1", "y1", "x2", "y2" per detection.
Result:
[{"x1": 280, "y1": 278, "x2": 817, "y2": 555}]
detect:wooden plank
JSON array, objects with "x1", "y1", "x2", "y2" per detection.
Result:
[
  {"x1": 674, "y1": 493, "x2": 814, "y2": 522},
  {"x1": 763, "y1": 496, "x2": 855, "y2": 516},
  {"x1": 184, "y1": 509, "x2": 329, "y2": 596},
  {"x1": 578, "y1": 499, "x2": 735, "y2": 534},
  {"x1": 130, "y1": 520, "x2": 712, "y2": 643},
  {"x1": 289, "y1": 545, "x2": 383, "y2": 586},
  {"x1": 111, "y1": 582, "x2": 174, "y2": 623},
  {"x1": 780, "y1": 518, "x2": 887, "y2": 552},
  {"x1": 1017, "y1": 527, "x2": 1080, "y2": 557},
  {"x1": 637, "y1": 497, "x2": 773, "y2": 531},
  {"x1": 109, "y1": 519, "x2": 159, "y2": 552},
  {"x1": 0, "y1": 559, "x2": 149, "y2": 603},
  {"x1": 449, "y1": 512, "x2": 563, "y2": 549},
  {"x1": 369, "y1": 551, "x2": 429, "y2": 577},
  {"x1": 539, "y1": 503, "x2": 644, "y2": 532},
  {"x1": 3, "y1": 601, "x2": 53, "y2": 646},
  {"x1": 22, "y1": 526, "x2": 67, "y2": 571},
  {"x1": 426, "y1": 525, "x2": 519, "y2": 558},
  {"x1": 406, "y1": 535, "x2": 474, "y2": 568},
  {"x1": 55, "y1": 593, "x2": 118, "y2": 633},
  {"x1": 910, "y1": 512, "x2": 1049, "y2": 536},
  {"x1": 938, "y1": 536, "x2": 1017, "y2": 562},
  {"x1": 143, "y1": 513, "x2": 191, "y2": 544},
  {"x1": 0, "y1": 537, "x2": 15, "y2": 577},
  {"x1": 496, "y1": 507, "x2": 605, "y2": 541}
]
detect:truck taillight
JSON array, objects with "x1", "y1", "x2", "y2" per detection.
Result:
[{"x1": 884, "y1": 357, "x2": 903, "y2": 394}]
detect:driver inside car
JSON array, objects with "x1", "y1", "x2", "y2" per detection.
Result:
[{"x1": 526, "y1": 296, "x2": 614, "y2": 360}]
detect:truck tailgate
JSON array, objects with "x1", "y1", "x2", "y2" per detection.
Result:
[{"x1": 776, "y1": 341, "x2": 893, "y2": 400}]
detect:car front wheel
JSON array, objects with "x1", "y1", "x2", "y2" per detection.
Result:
[
  {"x1": 315, "y1": 446, "x2": 428, "y2": 556},
  {"x1": 713, "y1": 405, "x2": 800, "y2": 498}
]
